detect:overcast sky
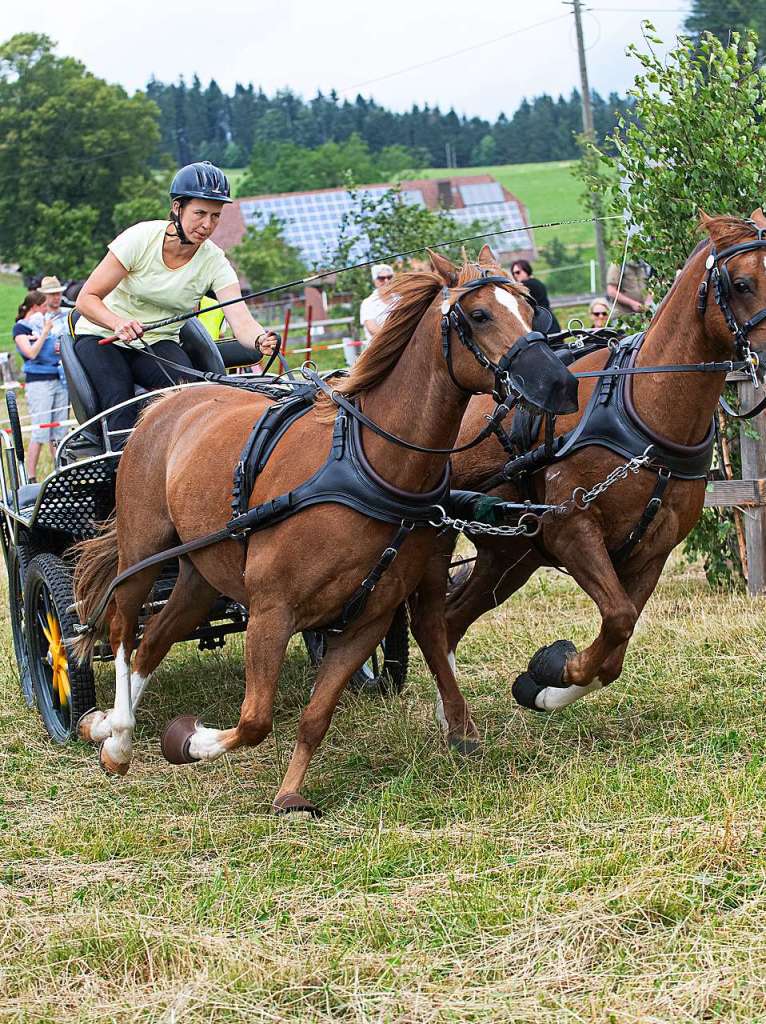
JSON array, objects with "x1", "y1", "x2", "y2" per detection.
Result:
[{"x1": 7, "y1": 0, "x2": 689, "y2": 121}]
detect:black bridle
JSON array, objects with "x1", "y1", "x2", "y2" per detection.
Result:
[{"x1": 697, "y1": 221, "x2": 766, "y2": 379}]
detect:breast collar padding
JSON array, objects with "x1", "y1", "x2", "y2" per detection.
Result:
[{"x1": 230, "y1": 388, "x2": 451, "y2": 534}]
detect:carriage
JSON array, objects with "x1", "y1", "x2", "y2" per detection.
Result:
[{"x1": 0, "y1": 317, "x2": 409, "y2": 743}]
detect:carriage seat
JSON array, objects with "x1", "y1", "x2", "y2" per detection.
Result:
[{"x1": 61, "y1": 313, "x2": 226, "y2": 432}]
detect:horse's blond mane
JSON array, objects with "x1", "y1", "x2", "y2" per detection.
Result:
[{"x1": 315, "y1": 258, "x2": 526, "y2": 420}]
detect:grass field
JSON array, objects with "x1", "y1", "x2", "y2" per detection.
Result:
[{"x1": 2, "y1": 554, "x2": 766, "y2": 1022}]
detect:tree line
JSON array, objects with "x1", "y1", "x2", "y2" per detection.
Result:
[{"x1": 145, "y1": 76, "x2": 633, "y2": 171}]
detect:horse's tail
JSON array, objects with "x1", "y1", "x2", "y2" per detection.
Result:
[{"x1": 70, "y1": 519, "x2": 119, "y2": 662}]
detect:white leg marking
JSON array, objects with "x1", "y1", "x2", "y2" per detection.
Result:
[
  {"x1": 434, "y1": 651, "x2": 457, "y2": 737},
  {"x1": 88, "y1": 710, "x2": 113, "y2": 742},
  {"x1": 188, "y1": 724, "x2": 228, "y2": 762},
  {"x1": 101, "y1": 644, "x2": 135, "y2": 765},
  {"x1": 130, "y1": 671, "x2": 151, "y2": 708},
  {"x1": 534, "y1": 681, "x2": 603, "y2": 712}
]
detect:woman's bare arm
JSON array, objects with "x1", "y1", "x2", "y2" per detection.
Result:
[
  {"x1": 76, "y1": 252, "x2": 145, "y2": 342},
  {"x1": 217, "y1": 283, "x2": 277, "y2": 355}
]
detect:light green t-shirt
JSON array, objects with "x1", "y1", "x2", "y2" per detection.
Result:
[{"x1": 75, "y1": 220, "x2": 239, "y2": 346}]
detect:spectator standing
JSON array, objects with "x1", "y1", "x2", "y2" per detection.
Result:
[
  {"x1": 606, "y1": 259, "x2": 651, "y2": 318},
  {"x1": 354, "y1": 263, "x2": 394, "y2": 365},
  {"x1": 40, "y1": 275, "x2": 71, "y2": 404},
  {"x1": 510, "y1": 259, "x2": 561, "y2": 333},
  {"x1": 13, "y1": 290, "x2": 69, "y2": 481}
]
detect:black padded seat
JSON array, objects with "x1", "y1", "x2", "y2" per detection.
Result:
[{"x1": 61, "y1": 313, "x2": 226, "y2": 429}]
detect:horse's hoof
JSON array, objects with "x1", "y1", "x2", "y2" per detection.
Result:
[
  {"x1": 272, "y1": 792, "x2": 322, "y2": 818},
  {"x1": 160, "y1": 715, "x2": 201, "y2": 765},
  {"x1": 98, "y1": 741, "x2": 130, "y2": 776},
  {"x1": 528, "y1": 640, "x2": 577, "y2": 687},
  {"x1": 448, "y1": 733, "x2": 479, "y2": 757},
  {"x1": 512, "y1": 671, "x2": 548, "y2": 712}
]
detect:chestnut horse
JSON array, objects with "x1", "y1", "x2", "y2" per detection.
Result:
[
  {"x1": 409, "y1": 211, "x2": 766, "y2": 744},
  {"x1": 72, "y1": 249, "x2": 568, "y2": 815}
]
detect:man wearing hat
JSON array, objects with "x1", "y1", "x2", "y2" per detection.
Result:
[{"x1": 352, "y1": 263, "x2": 395, "y2": 366}]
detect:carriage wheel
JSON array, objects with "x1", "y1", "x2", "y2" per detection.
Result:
[
  {"x1": 24, "y1": 553, "x2": 96, "y2": 743},
  {"x1": 302, "y1": 603, "x2": 409, "y2": 696},
  {"x1": 5, "y1": 389, "x2": 25, "y2": 466},
  {"x1": 8, "y1": 538, "x2": 34, "y2": 707}
]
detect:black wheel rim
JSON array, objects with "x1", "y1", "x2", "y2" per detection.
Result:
[{"x1": 27, "y1": 575, "x2": 72, "y2": 739}]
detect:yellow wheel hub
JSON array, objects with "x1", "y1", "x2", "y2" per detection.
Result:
[{"x1": 42, "y1": 612, "x2": 70, "y2": 707}]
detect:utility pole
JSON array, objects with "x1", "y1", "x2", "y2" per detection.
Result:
[{"x1": 571, "y1": 0, "x2": 608, "y2": 291}]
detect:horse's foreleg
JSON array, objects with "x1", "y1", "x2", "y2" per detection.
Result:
[
  {"x1": 595, "y1": 552, "x2": 670, "y2": 684},
  {"x1": 410, "y1": 553, "x2": 479, "y2": 754},
  {"x1": 162, "y1": 604, "x2": 291, "y2": 765},
  {"x1": 514, "y1": 517, "x2": 638, "y2": 712},
  {"x1": 273, "y1": 611, "x2": 393, "y2": 816}
]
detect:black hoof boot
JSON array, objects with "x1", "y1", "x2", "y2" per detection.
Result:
[
  {"x1": 528, "y1": 640, "x2": 577, "y2": 688},
  {"x1": 511, "y1": 672, "x2": 547, "y2": 712}
]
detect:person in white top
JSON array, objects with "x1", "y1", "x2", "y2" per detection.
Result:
[
  {"x1": 75, "y1": 161, "x2": 277, "y2": 434},
  {"x1": 355, "y1": 263, "x2": 394, "y2": 363}
]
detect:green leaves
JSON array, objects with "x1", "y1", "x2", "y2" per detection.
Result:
[
  {"x1": 0, "y1": 33, "x2": 160, "y2": 271},
  {"x1": 231, "y1": 219, "x2": 308, "y2": 291}
]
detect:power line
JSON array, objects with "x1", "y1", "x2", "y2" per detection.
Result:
[{"x1": 339, "y1": 12, "x2": 571, "y2": 96}]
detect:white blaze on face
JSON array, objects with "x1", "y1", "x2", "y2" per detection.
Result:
[{"x1": 493, "y1": 286, "x2": 525, "y2": 330}]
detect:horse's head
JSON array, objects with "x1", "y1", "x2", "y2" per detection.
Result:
[
  {"x1": 699, "y1": 209, "x2": 766, "y2": 369},
  {"x1": 428, "y1": 246, "x2": 578, "y2": 415}
]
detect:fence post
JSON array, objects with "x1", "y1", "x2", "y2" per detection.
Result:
[
  {"x1": 738, "y1": 376, "x2": 766, "y2": 595},
  {"x1": 590, "y1": 259, "x2": 596, "y2": 295}
]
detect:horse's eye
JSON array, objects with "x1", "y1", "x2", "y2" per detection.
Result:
[
  {"x1": 734, "y1": 279, "x2": 752, "y2": 294},
  {"x1": 470, "y1": 308, "x2": 490, "y2": 323}
]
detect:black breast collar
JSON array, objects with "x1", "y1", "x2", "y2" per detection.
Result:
[{"x1": 229, "y1": 387, "x2": 451, "y2": 535}]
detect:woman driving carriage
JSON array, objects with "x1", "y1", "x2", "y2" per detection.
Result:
[{"x1": 74, "y1": 161, "x2": 277, "y2": 433}]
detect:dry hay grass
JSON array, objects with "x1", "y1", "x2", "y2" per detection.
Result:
[{"x1": 1, "y1": 557, "x2": 766, "y2": 1022}]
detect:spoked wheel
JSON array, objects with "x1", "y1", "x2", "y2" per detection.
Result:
[
  {"x1": 24, "y1": 553, "x2": 96, "y2": 742},
  {"x1": 303, "y1": 603, "x2": 409, "y2": 696},
  {"x1": 8, "y1": 538, "x2": 34, "y2": 707}
]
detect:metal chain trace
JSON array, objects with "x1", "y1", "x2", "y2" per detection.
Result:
[{"x1": 435, "y1": 447, "x2": 654, "y2": 538}]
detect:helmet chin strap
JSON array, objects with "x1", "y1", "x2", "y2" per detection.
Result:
[{"x1": 170, "y1": 202, "x2": 194, "y2": 246}]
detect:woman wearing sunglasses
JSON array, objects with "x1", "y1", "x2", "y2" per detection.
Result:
[{"x1": 589, "y1": 298, "x2": 610, "y2": 327}]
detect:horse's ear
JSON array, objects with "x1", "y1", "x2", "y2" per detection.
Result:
[
  {"x1": 478, "y1": 243, "x2": 496, "y2": 265},
  {"x1": 750, "y1": 207, "x2": 766, "y2": 231},
  {"x1": 427, "y1": 249, "x2": 457, "y2": 286}
]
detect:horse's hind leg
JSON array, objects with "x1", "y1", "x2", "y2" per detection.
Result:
[
  {"x1": 96, "y1": 566, "x2": 162, "y2": 774},
  {"x1": 273, "y1": 611, "x2": 394, "y2": 816},
  {"x1": 409, "y1": 552, "x2": 480, "y2": 753},
  {"x1": 86, "y1": 558, "x2": 218, "y2": 772},
  {"x1": 160, "y1": 602, "x2": 292, "y2": 766}
]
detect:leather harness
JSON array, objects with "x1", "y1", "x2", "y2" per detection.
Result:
[{"x1": 496, "y1": 333, "x2": 716, "y2": 564}]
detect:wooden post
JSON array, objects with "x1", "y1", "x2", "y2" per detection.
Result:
[{"x1": 738, "y1": 377, "x2": 766, "y2": 595}]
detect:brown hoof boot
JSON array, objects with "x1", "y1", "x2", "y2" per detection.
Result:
[
  {"x1": 77, "y1": 708, "x2": 103, "y2": 744},
  {"x1": 99, "y1": 741, "x2": 130, "y2": 776},
  {"x1": 449, "y1": 734, "x2": 481, "y2": 757},
  {"x1": 161, "y1": 715, "x2": 201, "y2": 765},
  {"x1": 273, "y1": 792, "x2": 322, "y2": 818}
]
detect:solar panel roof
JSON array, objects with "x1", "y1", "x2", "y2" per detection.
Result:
[{"x1": 240, "y1": 185, "x2": 529, "y2": 266}]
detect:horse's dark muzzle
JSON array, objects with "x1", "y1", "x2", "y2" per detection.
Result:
[{"x1": 499, "y1": 332, "x2": 579, "y2": 415}]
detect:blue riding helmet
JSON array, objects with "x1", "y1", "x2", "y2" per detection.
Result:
[{"x1": 169, "y1": 162, "x2": 232, "y2": 204}]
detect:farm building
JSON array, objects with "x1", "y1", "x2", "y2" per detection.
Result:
[{"x1": 213, "y1": 174, "x2": 536, "y2": 268}]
